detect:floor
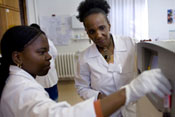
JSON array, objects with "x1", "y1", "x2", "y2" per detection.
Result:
[
  {"x1": 57, "y1": 80, "x2": 163, "y2": 117},
  {"x1": 58, "y1": 80, "x2": 83, "y2": 105},
  {"x1": 136, "y1": 96, "x2": 162, "y2": 117}
]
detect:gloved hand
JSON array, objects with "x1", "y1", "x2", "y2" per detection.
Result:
[{"x1": 123, "y1": 68, "x2": 171, "y2": 105}]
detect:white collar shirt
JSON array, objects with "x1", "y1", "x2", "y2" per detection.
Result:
[
  {"x1": 0, "y1": 65, "x2": 96, "y2": 117},
  {"x1": 75, "y1": 34, "x2": 137, "y2": 117}
]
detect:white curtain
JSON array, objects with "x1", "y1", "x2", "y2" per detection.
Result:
[{"x1": 107, "y1": 0, "x2": 148, "y2": 40}]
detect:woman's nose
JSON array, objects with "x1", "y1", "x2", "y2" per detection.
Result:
[
  {"x1": 96, "y1": 31, "x2": 103, "y2": 39},
  {"x1": 46, "y1": 53, "x2": 52, "y2": 61}
]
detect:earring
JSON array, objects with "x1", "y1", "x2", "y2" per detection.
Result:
[{"x1": 17, "y1": 63, "x2": 22, "y2": 68}]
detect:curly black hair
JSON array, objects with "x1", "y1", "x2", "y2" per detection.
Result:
[{"x1": 76, "y1": 0, "x2": 110, "y2": 22}]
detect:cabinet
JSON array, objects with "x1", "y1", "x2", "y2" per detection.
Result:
[
  {"x1": 0, "y1": 0, "x2": 21, "y2": 40},
  {"x1": 0, "y1": 7, "x2": 7, "y2": 40},
  {"x1": 5, "y1": 8, "x2": 21, "y2": 28},
  {"x1": 3, "y1": 0, "x2": 19, "y2": 9}
]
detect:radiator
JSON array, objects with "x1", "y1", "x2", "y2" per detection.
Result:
[{"x1": 55, "y1": 53, "x2": 77, "y2": 80}]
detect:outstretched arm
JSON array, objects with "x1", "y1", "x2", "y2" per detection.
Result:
[
  {"x1": 98, "y1": 69, "x2": 171, "y2": 117},
  {"x1": 100, "y1": 88, "x2": 126, "y2": 117}
]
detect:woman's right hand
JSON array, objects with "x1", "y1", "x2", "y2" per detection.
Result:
[{"x1": 123, "y1": 68, "x2": 171, "y2": 105}]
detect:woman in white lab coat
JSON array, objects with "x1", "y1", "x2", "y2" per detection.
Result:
[
  {"x1": 30, "y1": 23, "x2": 59, "y2": 101},
  {"x1": 74, "y1": 0, "x2": 139, "y2": 116},
  {"x1": 0, "y1": 26, "x2": 171, "y2": 117}
]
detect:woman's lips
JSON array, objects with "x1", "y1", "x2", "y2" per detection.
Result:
[
  {"x1": 96, "y1": 39, "x2": 105, "y2": 45},
  {"x1": 45, "y1": 63, "x2": 51, "y2": 69}
]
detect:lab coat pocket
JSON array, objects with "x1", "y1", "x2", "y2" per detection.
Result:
[{"x1": 90, "y1": 69, "x2": 114, "y2": 93}]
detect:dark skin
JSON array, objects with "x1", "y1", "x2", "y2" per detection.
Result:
[
  {"x1": 83, "y1": 12, "x2": 126, "y2": 116},
  {"x1": 100, "y1": 88, "x2": 126, "y2": 117},
  {"x1": 12, "y1": 34, "x2": 51, "y2": 78},
  {"x1": 11, "y1": 28, "x2": 126, "y2": 117},
  {"x1": 84, "y1": 13, "x2": 114, "y2": 54},
  {"x1": 84, "y1": 13, "x2": 114, "y2": 99}
]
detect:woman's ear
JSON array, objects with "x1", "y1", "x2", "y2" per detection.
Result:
[{"x1": 12, "y1": 51, "x2": 22, "y2": 66}]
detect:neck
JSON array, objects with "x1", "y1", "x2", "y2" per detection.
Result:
[
  {"x1": 104, "y1": 38, "x2": 112, "y2": 50},
  {"x1": 97, "y1": 36, "x2": 114, "y2": 62},
  {"x1": 98, "y1": 36, "x2": 113, "y2": 52}
]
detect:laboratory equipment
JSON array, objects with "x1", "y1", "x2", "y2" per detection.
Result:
[{"x1": 137, "y1": 40, "x2": 175, "y2": 117}]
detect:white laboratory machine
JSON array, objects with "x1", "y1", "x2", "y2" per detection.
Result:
[{"x1": 137, "y1": 40, "x2": 175, "y2": 117}]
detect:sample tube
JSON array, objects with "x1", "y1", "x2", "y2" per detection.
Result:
[{"x1": 163, "y1": 94, "x2": 171, "y2": 117}]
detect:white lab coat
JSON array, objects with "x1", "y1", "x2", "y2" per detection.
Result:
[
  {"x1": 36, "y1": 39, "x2": 58, "y2": 88},
  {"x1": 0, "y1": 65, "x2": 96, "y2": 117},
  {"x1": 75, "y1": 35, "x2": 137, "y2": 117}
]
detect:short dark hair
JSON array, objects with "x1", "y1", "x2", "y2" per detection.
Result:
[
  {"x1": 76, "y1": 0, "x2": 110, "y2": 22},
  {"x1": 30, "y1": 23, "x2": 46, "y2": 35},
  {"x1": 30, "y1": 23, "x2": 41, "y2": 30}
]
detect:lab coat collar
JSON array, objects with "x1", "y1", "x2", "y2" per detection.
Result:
[
  {"x1": 87, "y1": 34, "x2": 128, "y2": 59},
  {"x1": 9, "y1": 65, "x2": 36, "y2": 82},
  {"x1": 87, "y1": 44, "x2": 101, "y2": 58},
  {"x1": 113, "y1": 35, "x2": 127, "y2": 52}
]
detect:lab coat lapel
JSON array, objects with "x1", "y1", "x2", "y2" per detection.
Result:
[
  {"x1": 112, "y1": 35, "x2": 127, "y2": 73},
  {"x1": 87, "y1": 35, "x2": 129, "y2": 70},
  {"x1": 10, "y1": 65, "x2": 35, "y2": 81},
  {"x1": 87, "y1": 44, "x2": 108, "y2": 67},
  {"x1": 113, "y1": 35, "x2": 127, "y2": 52}
]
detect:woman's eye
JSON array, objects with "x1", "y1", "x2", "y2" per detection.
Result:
[
  {"x1": 38, "y1": 51, "x2": 45, "y2": 55},
  {"x1": 99, "y1": 26, "x2": 105, "y2": 30},
  {"x1": 88, "y1": 30, "x2": 95, "y2": 34}
]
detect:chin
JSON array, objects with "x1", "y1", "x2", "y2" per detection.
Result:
[{"x1": 38, "y1": 70, "x2": 49, "y2": 76}]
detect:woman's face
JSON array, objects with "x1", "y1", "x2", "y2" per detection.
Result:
[
  {"x1": 84, "y1": 13, "x2": 111, "y2": 48},
  {"x1": 20, "y1": 34, "x2": 51, "y2": 77}
]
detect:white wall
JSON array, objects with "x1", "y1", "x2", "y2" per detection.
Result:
[
  {"x1": 26, "y1": 0, "x2": 91, "y2": 53},
  {"x1": 26, "y1": 0, "x2": 38, "y2": 24},
  {"x1": 148, "y1": 0, "x2": 175, "y2": 40},
  {"x1": 26, "y1": 0, "x2": 175, "y2": 53}
]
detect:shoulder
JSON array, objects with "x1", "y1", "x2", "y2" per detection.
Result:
[
  {"x1": 3, "y1": 73, "x2": 47, "y2": 102},
  {"x1": 47, "y1": 38, "x2": 58, "y2": 57},
  {"x1": 7, "y1": 66, "x2": 44, "y2": 93},
  {"x1": 116, "y1": 35, "x2": 134, "y2": 42},
  {"x1": 7, "y1": 74, "x2": 43, "y2": 92},
  {"x1": 79, "y1": 44, "x2": 94, "y2": 62},
  {"x1": 114, "y1": 35, "x2": 136, "y2": 46},
  {"x1": 48, "y1": 39, "x2": 54, "y2": 46}
]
